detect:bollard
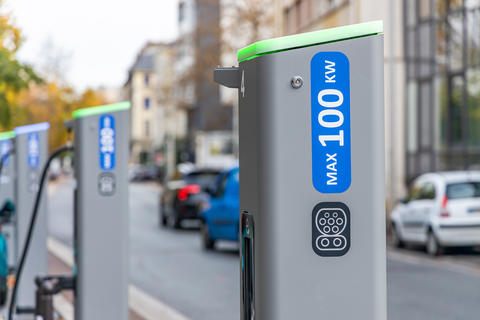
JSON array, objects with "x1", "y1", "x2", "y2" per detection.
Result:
[{"x1": 215, "y1": 21, "x2": 386, "y2": 319}]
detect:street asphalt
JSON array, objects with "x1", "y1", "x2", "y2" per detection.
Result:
[{"x1": 47, "y1": 178, "x2": 480, "y2": 320}]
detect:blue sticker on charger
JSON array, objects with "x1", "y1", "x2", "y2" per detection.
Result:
[
  {"x1": 99, "y1": 115, "x2": 115, "y2": 171},
  {"x1": 311, "y1": 52, "x2": 351, "y2": 193},
  {"x1": 27, "y1": 132, "x2": 40, "y2": 169}
]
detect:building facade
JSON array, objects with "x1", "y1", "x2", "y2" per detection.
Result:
[
  {"x1": 176, "y1": 0, "x2": 233, "y2": 162},
  {"x1": 125, "y1": 42, "x2": 187, "y2": 175},
  {"x1": 404, "y1": 0, "x2": 480, "y2": 181},
  {"x1": 275, "y1": 0, "x2": 406, "y2": 207}
]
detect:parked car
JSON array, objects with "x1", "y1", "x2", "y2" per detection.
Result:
[
  {"x1": 200, "y1": 167, "x2": 239, "y2": 250},
  {"x1": 159, "y1": 168, "x2": 221, "y2": 229},
  {"x1": 390, "y1": 171, "x2": 480, "y2": 256},
  {"x1": 130, "y1": 164, "x2": 161, "y2": 182}
]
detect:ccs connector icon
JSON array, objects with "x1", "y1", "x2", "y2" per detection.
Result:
[{"x1": 312, "y1": 202, "x2": 350, "y2": 257}]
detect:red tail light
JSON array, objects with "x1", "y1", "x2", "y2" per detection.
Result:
[
  {"x1": 440, "y1": 195, "x2": 450, "y2": 218},
  {"x1": 178, "y1": 184, "x2": 201, "y2": 201},
  {"x1": 442, "y1": 195, "x2": 448, "y2": 208}
]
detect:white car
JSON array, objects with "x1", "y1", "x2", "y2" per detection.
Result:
[{"x1": 390, "y1": 171, "x2": 480, "y2": 256}]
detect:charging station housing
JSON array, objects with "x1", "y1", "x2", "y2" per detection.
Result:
[
  {"x1": 215, "y1": 21, "x2": 386, "y2": 320},
  {"x1": 13, "y1": 123, "x2": 50, "y2": 311},
  {"x1": 72, "y1": 102, "x2": 130, "y2": 320}
]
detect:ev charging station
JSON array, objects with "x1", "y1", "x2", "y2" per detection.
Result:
[
  {"x1": 0, "y1": 131, "x2": 17, "y2": 270},
  {"x1": 72, "y1": 102, "x2": 130, "y2": 320},
  {"x1": 215, "y1": 21, "x2": 386, "y2": 319},
  {"x1": 13, "y1": 122, "x2": 50, "y2": 312}
]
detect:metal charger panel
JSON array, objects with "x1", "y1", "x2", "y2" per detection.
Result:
[
  {"x1": 14, "y1": 129, "x2": 49, "y2": 309},
  {"x1": 239, "y1": 35, "x2": 386, "y2": 319},
  {"x1": 74, "y1": 109, "x2": 129, "y2": 320}
]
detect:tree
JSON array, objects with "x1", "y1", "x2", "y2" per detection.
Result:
[
  {"x1": 0, "y1": 1, "x2": 42, "y2": 128},
  {"x1": 13, "y1": 83, "x2": 106, "y2": 151},
  {"x1": 221, "y1": 0, "x2": 274, "y2": 61}
]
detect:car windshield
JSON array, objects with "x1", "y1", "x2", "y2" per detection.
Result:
[
  {"x1": 446, "y1": 182, "x2": 480, "y2": 200},
  {"x1": 184, "y1": 172, "x2": 219, "y2": 188}
]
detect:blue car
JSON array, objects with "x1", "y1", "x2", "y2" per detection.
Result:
[{"x1": 200, "y1": 167, "x2": 239, "y2": 250}]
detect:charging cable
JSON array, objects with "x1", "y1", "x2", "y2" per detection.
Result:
[{"x1": 8, "y1": 145, "x2": 74, "y2": 320}]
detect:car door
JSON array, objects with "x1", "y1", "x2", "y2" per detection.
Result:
[
  {"x1": 211, "y1": 170, "x2": 239, "y2": 241},
  {"x1": 414, "y1": 181, "x2": 438, "y2": 243},
  {"x1": 398, "y1": 183, "x2": 422, "y2": 242},
  {"x1": 410, "y1": 181, "x2": 437, "y2": 243}
]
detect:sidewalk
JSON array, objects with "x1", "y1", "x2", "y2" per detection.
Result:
[
  {"x1": 47, "y1": 237, "x2": 188, "y2": 320},
  {"x1": 49, "y1": 251, "x2": 143, "y2": 320}
]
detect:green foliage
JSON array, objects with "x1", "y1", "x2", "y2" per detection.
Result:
[
  {"x1": 0, "y1": 3, "x2": 107, "y2": 150},
  {"x1": 0, "y1": 2, "x2": 42, "y2": 129}
]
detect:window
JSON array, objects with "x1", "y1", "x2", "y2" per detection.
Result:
[
  {"x1": 179, "y1": 2, "x2": 185, "y2": 23},
  {"x1": 404, "y1": 0, "x2": 480, "y2": 180},
  {"x1": 144, "y1": 97, "x2": 150, "y2": 110},
  {"x1": 144, "y1": 74, "x2": 150, "y2": 87},
  {"x1": 419, "y1": 0, "x2": 431, "y2": 20},
  {"x1": 409, "y1": 181, "x2": 436, "y2": 200},
  {"x1": 447, "y1": 182, "x2": 480, "y2": 199},
  {"x1": 214, "y1": 172, "x2": 229, "y2": 198},
  {"x1": 145, "y1": 120, "x2": 150, "y2": 137},
  {"x1": 408, "y1": 184, "x2": 422, "y2": 200},
  {"x1": 419, "y1": 182, "x2": 436, "y2": 200},
  {"x1": 449, "y1": 75, "x2": 464, "y2": 145}
]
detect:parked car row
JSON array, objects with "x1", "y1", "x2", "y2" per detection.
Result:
[
  {"x1": 159, "y1": 168, "x2": 480, "y2": 255},
  {"x1": 129, "y1": 164, "x2": 163, "y2": 182},
  {"x1": 158, "y1": 166, "x2": 239, "y2": 250}
]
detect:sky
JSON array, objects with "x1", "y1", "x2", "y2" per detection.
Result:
[{"x1": 5, "y1": 0, "x2": 179, "y2": 92}]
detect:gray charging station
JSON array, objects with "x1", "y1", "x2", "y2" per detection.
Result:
[
  {"x1": 13, "y1": 123, "x2": 50, "y2": 311},
  {"x1": 0, "y1": 131, "x2": 16, "y2": 270},
  {"x1": 215, "y1": 21, "x2": 386, "y2": 319},
  {"x1": 72, "y1": 102, "x2": 130, "y2": 320}
]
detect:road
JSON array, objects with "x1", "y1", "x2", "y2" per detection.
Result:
[
  {"x1": 48, "y1": 178, "x2": 239, "y2": 320},
  {"x1": 47, "y1": 179, "x2": 480, "y2": 319}
]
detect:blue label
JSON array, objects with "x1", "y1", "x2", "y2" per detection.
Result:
[
  {"x1": 99, "y1": 115, "x2": 115, "y2": 171},
  {"x1": 27, "y1": 132, "x2": 40, "y2": 169},
  {"x1": 311, "y1": 52, "x2": 351, "y2": 193},
  {"x1": 0, "y1": 140, "x2": 11, "y2": 165}
]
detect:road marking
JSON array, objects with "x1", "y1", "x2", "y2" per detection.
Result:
[
  {"x1": 47, "y1": 237, "x2": 190, "y2": 320},
  {"x1": 388, "y1": 249, "x2": 480, "y2": 277},
  {"x1": 53, "y1": 294, "x2": 74, "y2": 320},
  {"x1": 129, "y1": 285, "x2": 189, "y2": 320}
]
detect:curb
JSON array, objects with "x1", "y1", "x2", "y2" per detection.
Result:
[{"x1": 47, "y1": 237, "x2": 189, "y2": 320}]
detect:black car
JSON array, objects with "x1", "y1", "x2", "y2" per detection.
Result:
[{"x1": 159, "y1": 169, "x2": 221, "y2": 229}]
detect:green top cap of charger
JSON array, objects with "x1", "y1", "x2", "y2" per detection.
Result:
[
  {"x1": 0, "y1": 131, "x2": 14, "y2": 140},
  {"x1": 73, "y1": 101, "x2": 131, "y2": 119},
  {"x1": 237, "y1": 20, "x2": 383, "y2": 62}
]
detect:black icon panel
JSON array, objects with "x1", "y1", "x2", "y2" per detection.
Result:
[{"x1": 312, "y1": 202, "x2": 350, "y2": 257}]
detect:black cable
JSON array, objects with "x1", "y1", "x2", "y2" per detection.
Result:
[{"x1": 8, "y1": 145, "x2": 73, "y2": 320}]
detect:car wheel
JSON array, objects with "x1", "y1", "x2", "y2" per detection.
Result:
[
  {"x1": 391, "y1": 223, "x2": 405, "y2": 248},
  {"x1": 159, "y1": 206, "x2": 168, "y2": 227},
  {"x1": 160, "y1": 214, "x2": 167, "y2": 227},
  {"x1": 201, "y1": 222, "x2": 215, "y2": 250},
  {"x1": 169, "y1": 215, "x2": 181, "y2": 229},
  {"x1": 426, "y1": 230, "x2": 443, "y2": 256}
]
